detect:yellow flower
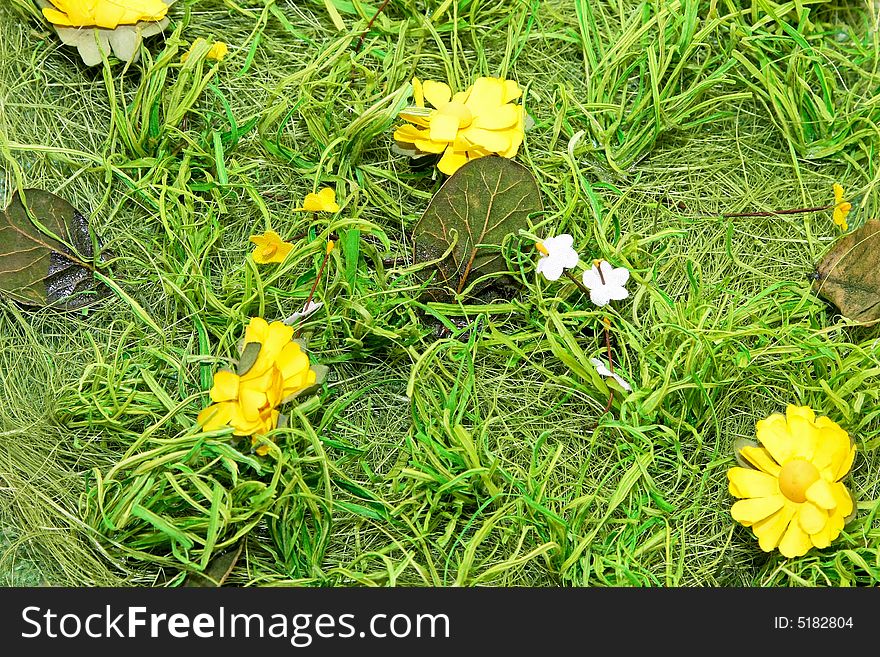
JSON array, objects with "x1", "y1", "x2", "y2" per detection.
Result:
[
  {"x1": 832, "y1": 183, "x2": 851, "y2": 231},
  {"x1": 181, "y1": 40, "x2": 229, "y2": 62},
  {"x1": 197, "y1": 318, "x2": 319, "y2": 454},
  {"x1": 296, "y1": 187, "x2": 340, "y2": 213},
  {"x1": 207, "y1": 41, "x2": 228, "y2": 60},
  {"x1": 250, "y1": 230, "x2": 293, "y2": 264},
  {"x1": 41, "y1": 0, "x2": 169, "y2": 28},
  {"x1": 727, "y1": 405, "x2": 856, "y2": 558},
  {"x1": 394, "y1": 76, "x2": 525, "y2": 175}
]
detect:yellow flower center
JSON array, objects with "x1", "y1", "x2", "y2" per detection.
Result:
[
  {"x1": 778, "y1": 459, "x2": 820, "y2": 503},
  {"x1": 535, "y1": 242, "x2": 549, "y2": 256},
  {"x1": 441, "y1": 101, "x2": 473, "y2": 128},
  {"x1": 262, "y1": 243, "x2": 278, "y2": 257}
]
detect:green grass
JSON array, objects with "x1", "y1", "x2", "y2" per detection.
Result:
[{"x1": 1, "y1": 0, "x2": 880, "y2": 587}]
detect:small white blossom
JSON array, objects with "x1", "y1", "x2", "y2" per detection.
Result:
[
  {"x1": 283, "y1": 301, "x2": 324, "y2": 324},
  {"x1": 535, "y1": 234, "x2": 580, "y2": 281},
  {"x1": 590, "y1": 358, "x2": 632, "y2": 392},
  {"x1": 581, "y1": 260, "x2": 629, "y2": 306}
]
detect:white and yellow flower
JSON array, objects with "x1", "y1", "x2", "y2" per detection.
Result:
[
  {"x1": 581, "y1": 260, "x2": 630, "y2": 307},
  {"x1": 535, "y1": 234, "x2": 579, "y2": 281},
  {"x1": 37, "y1": 0, "x2": 177, "y2": 66}
]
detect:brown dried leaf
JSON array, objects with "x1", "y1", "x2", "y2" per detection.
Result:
[{"x1": 813, "y1": 220, "x2": 880, "y2": 322}]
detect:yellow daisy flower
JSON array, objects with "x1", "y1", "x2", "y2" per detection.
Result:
[
  {"x1": 197, "y1": 318, "x2": 318, "y2": 455},
  {"x1": 41, "y1": 0, "x2": 169, "y2": 28},
  {"x1": 394, "y1": 76, "x2": 525, "y2": 175},
  {"x1": 727, "y1": 405, "x2": 856, "y2": 558},
  {"x1": 249, "y1": 230, "x2": 293, "y2": 264},
  {"x1": 832, "y1": 183, "x2": 851, "y2": 231},
  {"x1": 37, "y1": 0, "x2": 177, "y2": 66},
  {"x1": 296, "y1": 187, "x2": 340, "y2": 213}
]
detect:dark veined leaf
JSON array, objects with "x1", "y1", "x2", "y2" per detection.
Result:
[
  {"x1": 813, "y1": 220, "x2": 880, "y2": 322},
  {"x1": 182, "y1": 540, "x2": 244, "y2": 587},
  {"x1": 413, "y1": 156, "x2": 542, "y2": 302},
  {"x1": 237, "y1": 342, "x2": 262, "y2": 376},
  {"x1": 0, "y1": 189, "x2": 98, "y2": 309}
]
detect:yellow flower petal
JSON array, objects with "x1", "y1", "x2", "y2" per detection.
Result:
[
  {"x1": 503, "y1": 79, "x2": 522, "y2": 103},
  {"x1": 797, "y1": 502, "x2": 828, "y2": 535},
  {"x1": 727, "y1": 467, "x2": 779, "y2": 498},
  {"x1": 778, "y1": 520, "x2": 813, "y2": 558},
  {"x1": 283, "y1": 367, "x2": 317, "y2": 398},
  {"x1": 264, "y1": 368, "x2": 285, "y2": 408},
  {"x1": 277, "y1": 343, "x2": 309, "y2": 380},
  {"x1": 833, "y1": 202, "x2": 850, "y2": 231},
  {"x1": 250, "y1": 230, "x2": 293, "y2": 264},
  {"x1": 412, "y1": 77, "x2": 424, "y2": 107},
  {"x1": 786, "y1": 404, "x2": 816, "y2": 424},
  {"x1": 739, "y1": 445, "x2": 781, "y2": 476},
  {"x1": 207, "y1": 42, "x2": 228, "y2": 61},
  {"x1": 43, "y1": 0, "x2": 169, "y2": 28},
  {"x1": 462, "y1": 127, "x2": 510, "y2": 153},
  {"x1": 831, "y1": 482, "x2": 854, "y2": 519},
  {"x1": 394, "y1": 124, "x2": 429, "y2": 144},
  {"x1": 430, "y1": 112, "x2": 461, "y2": 143},
  {"x1": 239, "y1": 387, "x2": 269, "y2": 422},
  {"x1": 243, "y1": 322, "x2": 294, "y2": 381},
  {"x1": 465, "y1": 77, "x2": 506, "y2": 114},
  {"x1": 731, "y1": 495, "x2": 784, "y2": 526},
  {"x1": 752, "y1": 505, "x2": 795, "y2": 552},
  {"x1": 499, "y1": 121, "x2": 525, "y2": 158},
  {"x1": 437, "y1": 147, "x2": 469, "y2": 175},
  {"x1": 810, "y1": 416, "x2": 852, "y2": 476},
  {"x1": 300, "y1": 187, "x2": 340, "y2": 213},
  {"x1": 809, "y1": 521, "x2": 837, "y2": 549},
  {"x1": 784, "y1": 408, "x2": 819, "y2": 461},
  {"x1": 833, "y1": 183, "x2": 845, "y2": 205},
  {"x1": 414, "y1": 138, "x2": 449, "y2": 154},
  {"x1": 318, "y1": 187, "x2": 340, "y2": 211},
  {"x1": 209, "y1": 370, "x2": 240, "y2": 403},
  {"x1": 398, "y1": 112, "x2": 430, "y2": 128},
  {"x1": 472, "y1": 103, "x2": 519, "y2": 130},
  {"x1": 755, "y1": 413, "x2": 795, "y2": 464},
  {"x1": 422, "y1": 80, "x2": 452, "y2": 108},
  {"x1": 804, "y1": 478, "x2": 837, "y2": 510},
  {"x1": 197, "y1": 401, "x2": 236, "y2": 431},
  {"x1": 833, "y1": 444, "x2": 856, "y2": 482},
  {"x1": 244, "y1": 317, "x2": 269, "y2": 345}
]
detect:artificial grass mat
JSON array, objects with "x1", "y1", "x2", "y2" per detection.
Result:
[{"x1": 1, "y1": 0, "x2": 880, "y2": 587}]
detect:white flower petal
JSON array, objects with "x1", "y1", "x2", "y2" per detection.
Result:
[
  {"x1": 589, "y1": 289, "x2": 612, "y2": 306},
  {"x1": 537, "y1": 258, "x2": 564, "y2": 281},
  {"x1": 546, "y1": 234, "x2": 574, "y2": 250},
  {"x1": 589, "y1": 358, "x2": 632, "y2": 391},
  {"x1": 581, "y1": 266, "x2": 602, "y2": 290},
  {"x1": 581, "y1": 261, "x2": 630, "y2": 307},
  {"x1": 283, "y1": 301, "x2": 324, "y2": 324},
  {"x1": 609, "y1": 265, "x2": 630, "y2": 287},
  {"x1": 536, "y1": 234, "x2": 579, "y2": 281}
]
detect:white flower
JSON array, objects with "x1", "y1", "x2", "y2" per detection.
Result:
[
  {"x1": 535, "y1": 234, "x2": 579, "y2": 281},
  {"x1": 581, "y1": 260, "x2": 629, "y2": 306},
  {"x1": 283, "y1": 301, "x2": 324, "y2": 324},
  {"x1": 590, "y1": 358, "x2": 632, "y2": 392}
]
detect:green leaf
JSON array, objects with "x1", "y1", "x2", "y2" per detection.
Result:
[
  {"x1": 237, "y1": 342, "x2": 262, "y2": 376},
  {"x1": 0, "y1": 189, "x2": 98, "y2": 309},
  {"x1": 813, "y1": 220, "x2": 880, "y2": 323},
  {"x1": 413, "y1": 156, "x2": 542, "y2": 302}
]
